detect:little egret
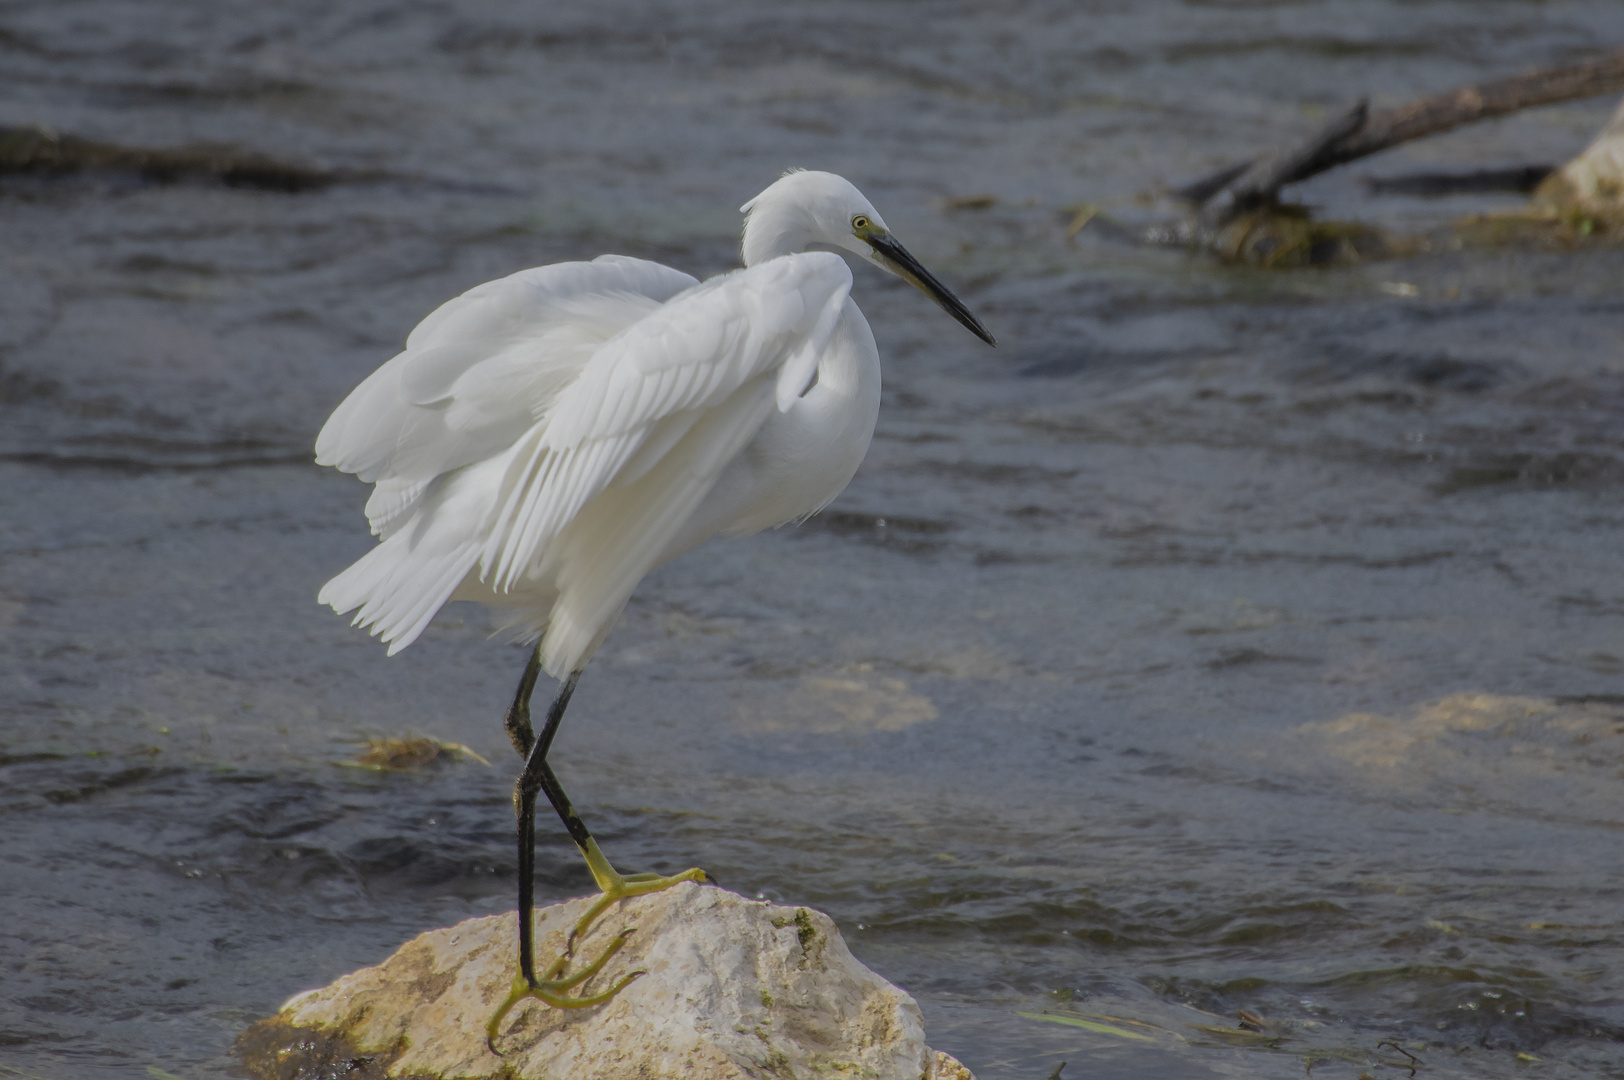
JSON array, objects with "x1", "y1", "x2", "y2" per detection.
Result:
[{"x1": 314, "y1": 169, "x2": 995, "y2": 1039}]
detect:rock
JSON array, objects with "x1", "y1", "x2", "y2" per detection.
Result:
[
  {"x1": 236, "y1": 881, "x2": 975, "y2": 1080},
  {"x1": 1534, "y1": 93, "x2": 1624, "y2": 219}
]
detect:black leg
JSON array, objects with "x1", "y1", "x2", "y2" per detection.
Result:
[
  {"x1": 503, "y1": 648, "x2": 544, "y2": 757},
  {"x1": 528, "y1": 671, "x2": 594, "y2": 850},
  {"x1": 488, "y1": 660, "x2": 707, "y2": 1045},
  {"x1": 513, "y1": 668, "x2": 583, "y2": 986}
]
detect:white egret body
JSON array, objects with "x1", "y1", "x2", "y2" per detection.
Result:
[{"x1": 314, "y1": 170, "x2": 994, "y2": 1037}]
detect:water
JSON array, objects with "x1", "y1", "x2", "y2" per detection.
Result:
[{"x1": 4, "y1": 2, "x2": 1624, "y2": 1077}]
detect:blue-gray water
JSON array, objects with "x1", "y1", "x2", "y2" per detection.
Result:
[{"x1": 4, "y1": 2, "x2": 1624, "y2": 1077}]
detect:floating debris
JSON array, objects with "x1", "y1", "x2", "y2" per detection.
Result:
[
  {"x1": 0, "y1": 122, "x2": 376, "y2": 192},
  {"x1": 1187, "y1": 1022, "x2": 1284, "y2": 1048},
  {"x1": 1062, "y1": 203, "x2": 1100, "y2": 238},
  {"x1": 1209, "y1": 206, "x2": 1398, "y2": 268},
  {"x1": 943, "y1": 194, "x2": 998, "y2": 211},
  {"x1": 1015, "y1": 1012, "x2": 1157, "y2": 1042},
  {"x1": 336, "y1": 737, "x2": 492, "y2": 772}
]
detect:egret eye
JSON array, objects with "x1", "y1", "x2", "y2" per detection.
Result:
[{"x1": 851, "y1": 215, "x2": 870, "y2": 231}]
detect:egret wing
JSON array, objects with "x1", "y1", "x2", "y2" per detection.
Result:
[
  {"x1": 535, "y1": 374, "x2": 779, "y2": 674},
  {"x1": 319, "y1": 251, "x2": 855, "y2": 660},
  {"x1": 476, "y1": 251, "x2": 853, "y2": 593},
  {"x1": 315, "y1": 255, "x2": 697, "y2": 536}
]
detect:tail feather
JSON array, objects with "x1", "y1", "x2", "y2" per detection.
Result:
[{"x1": 319, "y1": 531, "x2": 481, "y2": 655}]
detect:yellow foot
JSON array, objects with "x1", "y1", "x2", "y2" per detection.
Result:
[
  {"x1": 485, "y1": 841, "x2": 710, "y2": 1052},
  {"x1": 485, "y1": 926, "x2": 640, "y2": 1052},
  {"x1": 570, "y1": 839, "x2": 710, "y2": 951}
]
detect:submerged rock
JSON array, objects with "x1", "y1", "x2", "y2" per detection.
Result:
[
  {"x1": 1291, "y1": 692, "x2": 1624, "y2": 824},
  {"x1": 236, "y1": 882, "x2": 974, "y2": 1080}
]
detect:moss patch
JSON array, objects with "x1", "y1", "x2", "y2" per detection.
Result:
[{"x1": 233, "y1": 1016, "x2": 411, "y2": 1080}]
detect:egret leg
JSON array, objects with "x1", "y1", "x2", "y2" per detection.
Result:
[
  {"x1": 487, "y1": 658, "x2": 709, "y2": 1049},
  {"x1": 502, "y1": 648, "x2": 545, "y2": 757}
]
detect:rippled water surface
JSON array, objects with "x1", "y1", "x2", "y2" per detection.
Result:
[{"x1": 5, "y1": 2, "x2": 1624, "y2": 1078}]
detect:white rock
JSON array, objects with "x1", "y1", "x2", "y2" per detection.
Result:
[
  {"x1": 1536, "y1": 93, "x2": 1624, "y2": 215},
  {"x1": 237, "y1": 881, "x2": 975, "y2": 1080}
]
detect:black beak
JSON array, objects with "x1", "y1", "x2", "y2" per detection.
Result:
[{"x1": 865, "y1": 232, "x2": 996, "y2": 346}]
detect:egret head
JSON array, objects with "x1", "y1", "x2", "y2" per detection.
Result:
[{"x1": 741, "y1": 170, "x2": 996, "y2": 346}]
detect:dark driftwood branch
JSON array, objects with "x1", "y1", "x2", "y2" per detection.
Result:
[
  {"x1": 1333, "y1": 51, "x2": 1624, "y2": 162},
  {"x1": 1198, "y1": 100, "x2": 1367, "y2": 227},
  {"x1": 1177, "y1": 50, "x2": 1624, "y2": 223}
]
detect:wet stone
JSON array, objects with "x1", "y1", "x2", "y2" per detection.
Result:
[
  {"x1": 1535, "y1": 93, "x2": 1624, "y2": 220},
  {"x1": 236, "y1": 881, "x2": 974, "y2": 1080}
]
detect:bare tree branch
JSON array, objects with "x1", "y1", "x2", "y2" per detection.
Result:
[
  {"x1": 1176, "y1": 50, "x2": 1624, "y2": 223},
  {"x1": 1198, "y1": 100, "x2": 1367, "y2": 227}
]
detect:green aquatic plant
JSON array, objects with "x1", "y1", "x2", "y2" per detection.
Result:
[{"x1": 1016, "y1": 1011, "x2": 1157, "y2": 1041}]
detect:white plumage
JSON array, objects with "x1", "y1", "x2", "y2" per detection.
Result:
[
  {"x1": 317, "y1": 170, "x2": 993, "y2": 677},
  {"x1": 316, "y1": 171, "x2": 996, "y2": 1032}
]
